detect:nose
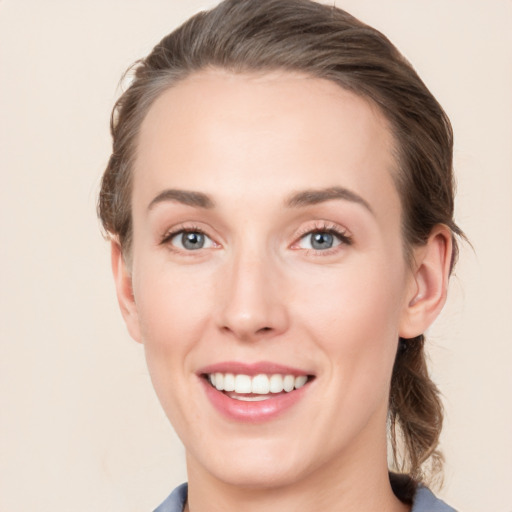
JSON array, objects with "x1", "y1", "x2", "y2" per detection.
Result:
[{"x1": 216, "y1": 249, "x2": 289, "y2": 342}]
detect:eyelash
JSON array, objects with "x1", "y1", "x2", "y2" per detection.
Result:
[
  {"x1": 160, "y1": 224, "x2": 212, "y2": 249},
  {"x1": 159, "y1": 222, "x2": 352, "y2": 254},
  {"x1": 293, "y1": 222, "x2": 353, "y2": 253}
]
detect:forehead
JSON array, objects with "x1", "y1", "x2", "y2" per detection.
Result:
[{"x1": 133, "y1": 69, "x2": 399, "y2": 219}]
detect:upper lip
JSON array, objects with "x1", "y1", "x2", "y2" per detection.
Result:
[{"x1": 198, "y1": 361, "x2": 312, "y2": 377}]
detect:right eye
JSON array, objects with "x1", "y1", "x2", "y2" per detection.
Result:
[{"x1": 168, "y1": 230, "x2": 216, "y2": 251}]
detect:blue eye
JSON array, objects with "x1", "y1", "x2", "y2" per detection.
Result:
[
  {"x1": 169, "y1": 230, "x2": 215, "y2": 250},
  {"x1": 310, "y1": 232, "x2": 336, "y2": 250},
  {"x1": 297, "y1": 229, "x2": 350, "y2": 251}
]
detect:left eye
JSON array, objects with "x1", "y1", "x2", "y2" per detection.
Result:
[
  {"x1": 297, "y1": 231, "x2": 343, "y2": 251},
  {"x1": 169, "y1": 231, "x2": 215, "y2": 251}
]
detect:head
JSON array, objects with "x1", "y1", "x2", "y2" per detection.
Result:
[{"x1": 99, "y1": 0, "x2": 462, "y2": 488}]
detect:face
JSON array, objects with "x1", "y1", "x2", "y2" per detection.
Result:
[{"x1": 121, "y1": 70, "x2": 419, "y2": 489}]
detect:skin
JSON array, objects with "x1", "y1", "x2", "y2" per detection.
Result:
[{"x1": 112, "y1": 70, "x2": 452, "y2": 512}]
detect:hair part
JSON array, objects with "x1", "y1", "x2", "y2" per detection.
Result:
[{"x1": 98, "y1": 0, "x2": 464, "y2": 485}]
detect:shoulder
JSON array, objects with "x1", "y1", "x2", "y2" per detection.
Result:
[
  {"x1": 153, "y1": 483, "x2": 188, "y2": 512},
  {"x1": 390, "y1": 473, "x2": 456, "y2": 512},
  {"x1": 152, "y1": 481, "x2": 457, "y2": 512},
  {"x1": 412, "y1": 486, "x2": 456, "y2": 512}
]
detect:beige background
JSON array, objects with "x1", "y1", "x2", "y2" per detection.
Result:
[{"x1": 1, "y1": 1, "x2": 511, "y2": 511}]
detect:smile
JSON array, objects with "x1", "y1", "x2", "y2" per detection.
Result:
[
  {"x1": 199, "y1": 362, "x2": 315, "y2": 422},
  {"x1": 207, "y1": 373, "x2": 309, "y2": 400}
]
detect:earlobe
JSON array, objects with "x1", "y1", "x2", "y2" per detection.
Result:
[
  {"x1": 399, "y1": 225, "x2": 453, "y2": 339},
  {"x1": 111, "y1": 241, "x2": 142, "y2": 343}
]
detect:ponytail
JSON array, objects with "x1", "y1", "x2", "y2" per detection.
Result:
[{"x1": 389, "y1": 335, "x2": 444, "y2": 485}]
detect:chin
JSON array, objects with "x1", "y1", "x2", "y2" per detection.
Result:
[
  {"x1": 213, "y1": 459, "x2": 305, "y2": 490},
  {"x1": 187, "y1": 434, "x2": 315, "y2": 490}
]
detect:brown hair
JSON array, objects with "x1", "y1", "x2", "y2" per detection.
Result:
[{"x1": 98, "y1": 0, "x2": 463, "y2": 486}]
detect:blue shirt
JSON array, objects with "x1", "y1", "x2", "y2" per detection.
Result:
[{"x1": 153, "y1": 482, "x2": 456, "y2": 511}]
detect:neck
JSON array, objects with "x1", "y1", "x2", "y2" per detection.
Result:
[{"x1": 184, "y1": 430, "x2": 410, "y2": 512}]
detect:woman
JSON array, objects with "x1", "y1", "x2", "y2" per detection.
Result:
[{"x1": 98, "y1": 0, "x2": 462, "y2": 510}]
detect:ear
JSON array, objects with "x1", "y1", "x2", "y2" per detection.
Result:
[
  {"x1": 399, "y1": 225, "x2": 453, "y2": 339},
  {"x1": 111, "y1": 241, "x2": 142, "y2": 343}
]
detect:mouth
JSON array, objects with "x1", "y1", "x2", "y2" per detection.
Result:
[
  {"x1": 203, "y1": 372, "x2": 313, "y2": 401},
  {"x1": 198, "y1": 362, "x2": 315, "y2": 422}
]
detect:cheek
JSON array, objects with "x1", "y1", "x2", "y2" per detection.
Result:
[
  {"x1": 293, "y1": 258, "x2": 406, "y2": 392},
  {"x1": 131, "y1": 263, "x2": 214, "y2": 406},
  {"x1": 295, "y1": 254, "x2": 406, "y2": 335},
  {"x1": 134, "y1": 259, "x2": 212, "y2": 341}
]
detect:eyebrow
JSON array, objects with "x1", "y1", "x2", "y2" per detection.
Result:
[
  {"x1": 147, "y1": 186, "x2": 372, "y2": 213},
  {"x1": 148, "y1": 189, "x2": 215, "y2": 210},
  {"x1": 285, "y1": 186, "x2": 374, "y2": 214}
]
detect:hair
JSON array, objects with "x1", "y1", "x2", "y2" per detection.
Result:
[{"x1": 98, "y1": 0, "x2": 464, "y2": 488}]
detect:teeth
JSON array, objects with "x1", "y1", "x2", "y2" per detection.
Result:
[
  {"x1": 207, "y1": 372, "x2": 309, "y2": 394},
  {"x1": 283, "y1": 374, "x2": 295, "y2": 392},
  {"x1": 269, "y1": 374, "x2": 284, "y2": 393},
  {"x1": 214, "y1": 372, "x2": 224, "y2": 391},
  {"x1": 294, "y1": 375, "x2": 308, "y2": 389},
  {"x1": 231, "y1": 394, "x2": 269, "y2": 401},
  {"x1": 223, "y1": 373, "x2": 235, "y2": 392},
  {"x1": 234, "y1": 374, "x2": 252, "y2": 393},
  {"x1": 251, "y1": 374, "x2": 270, "y2": 394}
]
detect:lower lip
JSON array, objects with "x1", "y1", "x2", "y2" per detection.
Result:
[{"x1": 200, "y1": 378, "x2": 311, "y2": 423}]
